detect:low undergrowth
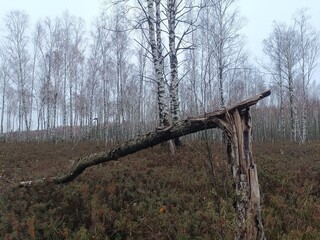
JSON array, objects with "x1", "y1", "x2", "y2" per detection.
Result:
[{"x1": 0, "y1": 140, "x2": 320, "y2": 239}]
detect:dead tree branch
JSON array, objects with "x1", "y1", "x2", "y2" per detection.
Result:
[{"x1": 19, "y1": 90, "x2": 270, "y2": 187}]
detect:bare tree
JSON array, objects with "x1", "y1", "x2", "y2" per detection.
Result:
[
  {"x1": 93, "y1": 13, "x2": 112, "y2": 142},
  {"x1": 0, "y1": 57, "x2": 10, "y2": 135},
  {"x1": 68, "y1": 16, "x2": 86, "y2": 138},
  {"x1": 263, "y1": 23, "x2": 287, "y2": 140},
  {"x1": 203, "y1": 0, "x2": 246, "y2": 108},
  {"x1": 294, "y1": 9, "x2": 319, "y2": 143},
  {"x1": 183, "y1": 21, "x2": 200, "y2": 115},
  {"x1": 146, "y1": 0, "x2": 171, "y2": 129},
  {"x1": 4, "y1": 10, "x2": 32, "y2": 137},
  {"x1": 136, "y1": 0, "x2": 201, "y2": 148},
  {"x1": 264, "y1": 23, "x2": 300, "y2": 141},
  {"x1": 86, "y1": 18, "x2": 104, "y2": 139},
  {"x1": 281, "y1": 26, "x2": 300, "y2": 142},
  {"x1": 35, "y1": 19, "x2": 55, "y2": 138},
  {"x1": 167, "y1": 0, "x2": 180, "y2": 145},
  {"x1": 136, "y1": 28, "x2": 148, "y2": 133},
  {"x1": 54, "y1": 11, "x2": 87, "y2": 139},
  {"x1": 34, "y1": 17, "x2": 68, "y2": 140},
  {"x1": 110, "y1": 5, "x2": 132, "y2": 141}
]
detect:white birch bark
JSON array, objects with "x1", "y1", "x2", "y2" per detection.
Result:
[
  {"x1": 167, "y1": 0, "x2": 180, "y2": 123},
  {"x1": 0, "y1": 64, "x2": 8, "y2": 134},
  {"x1": 137, "y1": 30, "x2": 147, "y2": 133},
  {"x1": 61, "y1": 15, "x2": 70, "y2": 139},
  {"x1": 167, "y1": 0, "x2": 181, "y2": 145},
  {"x1": 279, "y1": 71, "x2": 285, "y2": 140},
  {"x1": 147, "y1": 0, "x2": 170, "y2": 128},
  {"x1": 288, "y1": 72, "x2": 297, "y2": 141}
]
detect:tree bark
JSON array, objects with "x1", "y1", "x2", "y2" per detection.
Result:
[
  {"x1": 167, "y1": 0, "x2": 181, "y2": 146},
  {"x1": 147, "y1": 0, "x2": 175, "y2": 152},
  {"x1": 0, "y1": 67, "x2": 7, "y2": 134},
  {"x1": 288, "y1": 72, "x2": 297, "y2": 142},
  {"x1": 147, "y1": 0, "x2": 170, "y2": 128}
]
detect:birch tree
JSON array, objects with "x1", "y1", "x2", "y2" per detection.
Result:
[
  {"x1": 56, "y1": 11, "x2": 86, "y2": 139},
  {"x1": 4, "y1": 10, "x2": 32, "y2": 135},
  {"x1": 87, "y1": 17, "x2": 106, "y2": 139},
  {"x1": 110, "y1": 6, "x2": 131, "y2": 141},
  {"x1": 294, "y1": 10, "x2": 319, "y2": 143},
  {"x1": 68, "y1": 16, "x2": 86, "y2": 138},
  {"x1": 263, "y1": 24, "x2": 286, "y2": 140},
  {"x1": 197, "y1": 4, "x2": 215, "y2": 112},
  {"x1": 136, "y1": 0, "x2": 200, "y2": 148},
  {"x1": 144, "y1": 0, "x2": 171, "y2": 129},
  {"x1": 136, "y1": 28, "x2": 148, "y2": 133},
  {"x1": 204, "y1": 0, "x2": 246, "y2": 108},
  {"x1": 35, "y1": 19, "x2": 55, "y2": 137},
  {"x1": 281, "y1": 27, "x2": 300, "y2": 142},
  {"x1": 24, "y1": 22, "x2": 40, "y2": 139},
  {"x1": 0, "y1": 58, "x2": 9, "y2": 134},
  {"x1": 167, "y1": 0, "x2": 180, "y2": 145},
  {"x1": 93, "y1": 14, "x2": 112, "y2": 141},
  {"x1": 34, "y1": 17, "x2": 68, "y2": 139},
  {"x1": 264, "y1": 23, "x2": 300, "y2": 141}
]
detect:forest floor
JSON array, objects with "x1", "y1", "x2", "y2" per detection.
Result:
[{"x1": 0, "y1": 139, "x2": 320, "y2": 239}]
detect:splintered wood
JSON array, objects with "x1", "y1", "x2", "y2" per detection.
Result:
[{"x1": 224, "y1": 108, "x2": 265, "y2": 240}]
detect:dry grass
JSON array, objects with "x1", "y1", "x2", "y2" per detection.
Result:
[{"x1": 0, "y1": 140, "x2": 320, "y2": 239}]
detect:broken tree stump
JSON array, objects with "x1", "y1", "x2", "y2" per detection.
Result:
[{"x1": 224, "y1": 108, "x2": 265, "y2": 240}]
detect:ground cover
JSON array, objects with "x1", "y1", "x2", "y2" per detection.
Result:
[{"x1": 0, "y1": 140, "x2": 319, "y2": 239}]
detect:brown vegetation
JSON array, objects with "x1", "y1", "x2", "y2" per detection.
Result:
[{"x1": 1, "y1": 140, "x2": 320, "y2": 239}]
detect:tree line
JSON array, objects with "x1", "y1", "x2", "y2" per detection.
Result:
[{"x1": 0, "y1": 0, "x2": 319, "y2": 143}]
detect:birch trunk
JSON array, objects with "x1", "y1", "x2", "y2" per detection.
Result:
[
  {"x1": 0, "y1": 69, "x2": 6, "y2": 134},
  {"x1": 63, "y1": 51, "x2": 68, "y2": 139},
  {"x1": 167, "y1": 0, "x2": 181, "y2": 146},
  {"x1": 116, "y1": 46, "x2": 122, "y2": 141},
  {"x1": 300, "y1": 33, "x2": 307, "y2": 143},
  {"x1": 288, "y1": 72, "x2": 297, "y2": 142},
  {"x1": 69, "y1": 76, "x2": 73, "y2": 138},
  {"x1": 138, "y1": 35, "x2": 147, "y2": 133},
  {"x1": 301, "y1": 58, "x2": 307, "y2": 143},
  {"x1": 218, "y1": 64, "x2": 225, "y2": 108},
  {"x1": 147, "y1": 0, "x2": 170, "y2": 128},
  {"x1": 277, "y1": 60, "x2": 285, "y2": 140}
]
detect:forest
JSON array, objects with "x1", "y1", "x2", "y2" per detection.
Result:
[
  {"x1": 0, "y1": 0, "x2": 319, "y2": 143},
  {"x1": 1, "y1": 0, "x2": 320, "y2": 239}
]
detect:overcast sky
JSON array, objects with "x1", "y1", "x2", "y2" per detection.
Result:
[
  {"x1": 240, "y1": 0, "x2": 320, "y2": 59},
  {"x1": 0, "y1": 0, "x2": 319, "y2": 60}
]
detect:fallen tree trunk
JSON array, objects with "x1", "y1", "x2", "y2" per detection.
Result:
[{"x1": 19, "y1": 90, "x2": 270, "y2": 187}]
